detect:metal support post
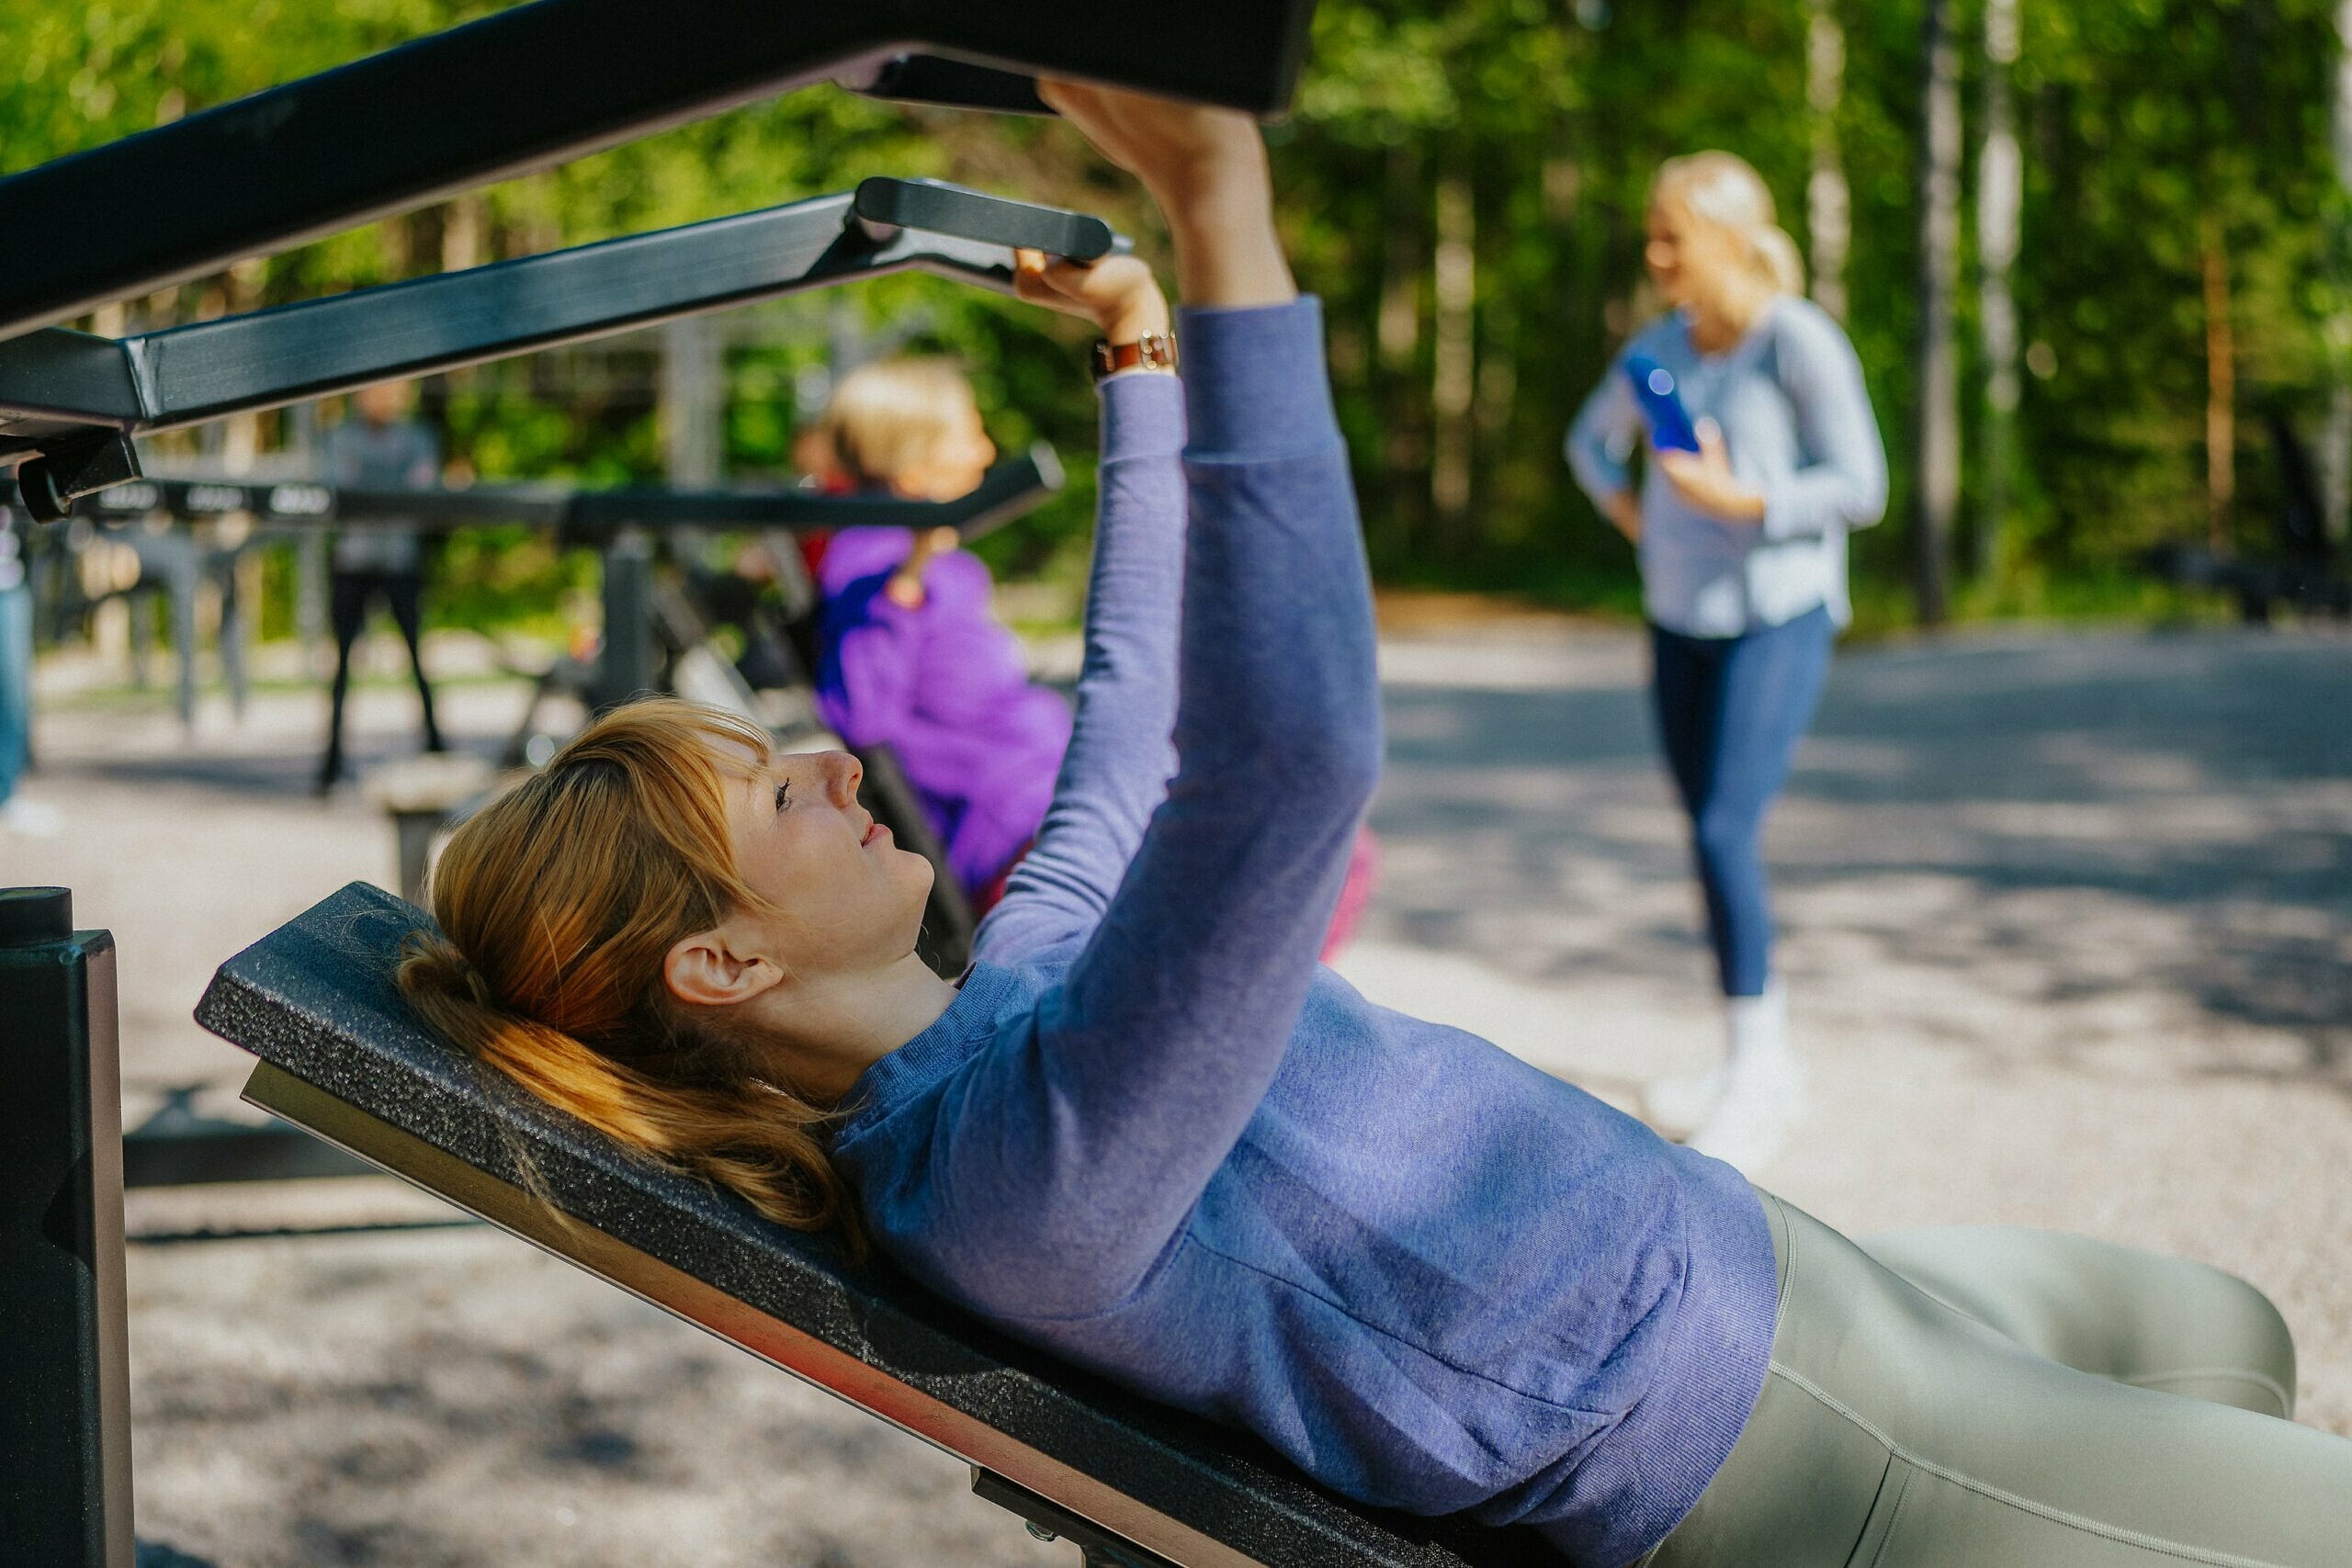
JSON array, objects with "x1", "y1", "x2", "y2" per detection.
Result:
[
  {"x1": 971, "y1": 1469, "x2": 1182, "y2": 1568},
  {"x1": 0, "y1": 886, "x2": 134, "y2": 1568},
  {"x1": 597, "y1": 528, "x2": 656, "y2": 712},
  {"x1": 9, "y1": 441, "x2": 1064, "y2": 543}
]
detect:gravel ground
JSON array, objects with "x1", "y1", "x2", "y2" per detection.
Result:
[{"x1": 7, "y1": 620, "x2": 2346, "y2": 1567}]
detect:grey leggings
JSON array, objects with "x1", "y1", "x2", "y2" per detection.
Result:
[{"x1": 1640, "y1": 1195, "x2": 2352, "y2": 1567}]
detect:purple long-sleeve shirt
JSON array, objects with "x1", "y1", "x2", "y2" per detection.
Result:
[
  {"x1": 829, "y1": 302, "x2": 1776, "y2": 1567},
  {"x1": 816, "y1": 527, "x2": 1072, "y2": 897}
]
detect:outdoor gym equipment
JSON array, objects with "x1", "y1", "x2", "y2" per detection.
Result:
[
  {"x1": 0, "y1": 0, "x2": 1329, "y2": 1559},
  {"x1": 0, "y1": 890, "x2": 132, "y2": 1568},
  {"x1": 17, "y1": 443, "x2": 1064, "y2": 733},
  {"x1": 2144, "y1": 407, "x2": 2351, "y2": 623},
  {"x1": 1, "y1": 175, "x2": 1115, "y2": 522},
  {"x1": 0, "y1": 0, "x2": 1314, "y2": 349}
]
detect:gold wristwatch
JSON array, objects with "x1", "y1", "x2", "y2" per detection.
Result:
[{"x1": 1091, "y1": 332, "x2": 1180, "y2": 381}]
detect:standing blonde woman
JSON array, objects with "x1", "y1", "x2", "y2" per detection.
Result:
[{"x1": 1567, "y1": 152, "x2": 1887, "y2": 1172}]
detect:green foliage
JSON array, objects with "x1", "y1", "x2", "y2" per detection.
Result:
[{"x1": 4, "y1": 0, "x2": 2344, "y2": 629}]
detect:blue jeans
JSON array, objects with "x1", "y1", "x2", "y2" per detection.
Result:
[
  {"x1": 1649, "y1": 605, "x2": 1835, "y2": 998},
  {"x1": 0, "y1": 584, "x2": 29, "y2": 806}
]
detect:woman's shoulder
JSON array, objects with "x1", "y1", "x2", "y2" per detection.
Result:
[{"x1": 1762, "y1": 294, "x2": 1855, "y2": 360}]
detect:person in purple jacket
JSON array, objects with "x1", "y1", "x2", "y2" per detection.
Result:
[
  {"x1": 404, "y1": 84, "x2": 2352, "y2": 1568},
  {"x1": 808, "y1": 357, "x2": 1072, "y2": 907}
]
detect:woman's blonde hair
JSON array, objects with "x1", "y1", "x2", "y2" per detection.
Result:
[
  {"x1": 1650, "y1": 151, "x2": 1806, "y2": 298},
  {"x1": 825, "y1": 357, "x2": 977, "y2": 489},
  {"x1": 398, "y1": 697, "x2": 864, "y2": 1253}
]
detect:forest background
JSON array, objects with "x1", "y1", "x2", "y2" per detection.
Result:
[{"x1": 6, "y1": 0, "x2": 2348, "y2": 634}]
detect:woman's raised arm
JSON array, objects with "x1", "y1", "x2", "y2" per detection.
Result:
[
  {"x1": 971, "y1": 357, "x2": 1187, "y2": 964},
  {"x1": 910, "y1": 86, "x2": 1384, "y2": 1315}
]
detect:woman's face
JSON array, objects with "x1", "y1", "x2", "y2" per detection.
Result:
[
  {"x1": 891, "y1": 395, "x2": 999, "y2": 502},
  {"x1": 1644, "y1": 197, "x2": 1745, "y2": 314},
  {"x1": 720, "y1": 745, "x2": 935, "y2": 976}
]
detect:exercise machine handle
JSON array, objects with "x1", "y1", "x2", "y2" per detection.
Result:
[
  {"x1": 844, "y1": 55, "x2": 1053, "y2": 117},
  {"x1": 853, "y1": 178, "x2": 1118, "y2": 264}
]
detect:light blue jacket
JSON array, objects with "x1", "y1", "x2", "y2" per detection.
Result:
[{"x1": 1568, "y1": 297, "x2": 1886, "y2": 637}]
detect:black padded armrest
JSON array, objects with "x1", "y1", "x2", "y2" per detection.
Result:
[{"x1": 195, "y1": 883, "x2": 1550, "y2": 1568}]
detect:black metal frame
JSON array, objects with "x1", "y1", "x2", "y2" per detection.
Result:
[
  {"x1": 123, "y1": 1089, "x2": 377, "y2": 1189},
  {"x1": 45, "y1": 443, "x2": 1065, "y2": 543},
  {"x1": 3, "y1": 176, "x2": 1110, "y2": 512},
  {"x1": 0, "y1": 0, "x2": 1317, "y2": 347},
  {"x1": 0, "y1": 889, "x2": 133, "y2": 1567},
  {"x1": 2143, "y1": 407, "x2": 2351, "y2": 623}
]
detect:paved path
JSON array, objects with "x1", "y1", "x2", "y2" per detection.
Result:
[{"x1": 8, "y1": 623, "x2": 2346, "y2": 1565}]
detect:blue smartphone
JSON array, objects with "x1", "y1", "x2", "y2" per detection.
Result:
[{"x1": 1624, "y1": 354, "x2": 1702, "y2": 454}]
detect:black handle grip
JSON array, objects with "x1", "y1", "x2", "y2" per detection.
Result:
[
  {"x1": 847, "y1": 55, "x2": 1053, "y2": 116},
  {"x1": 853, "y1": 177, "x2": 1116, "y2": 263}
]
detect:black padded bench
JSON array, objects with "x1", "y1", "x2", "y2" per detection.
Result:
[{"x1": 197, "y1": 883, "x2": 1553, "y2": 1568}]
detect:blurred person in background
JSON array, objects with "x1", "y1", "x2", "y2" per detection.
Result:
[
  {"x1": 812, "y1": 355, "x2": 1379, "y2": 944},
  {"x1": 0, "y1": 502, "x2": 56, "y2": 837},
  {"x1": 810, "y1": 357, "x2": 1072, "y2": 911},
  {"x1": 1566, "y1": 152, "x2": 1886, "y2": 1172},
  {"x1": 318, "y1": 378, "x2": 446, "y2": 793}
]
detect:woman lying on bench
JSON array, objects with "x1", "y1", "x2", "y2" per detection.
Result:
[{"x1": 400, "y1": 84, "x2": 2352, "y2": 1568}]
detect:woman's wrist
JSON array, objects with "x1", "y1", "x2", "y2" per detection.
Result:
[
  {"x1": 1101, "y1": 289, "x2": 1172, "y2": 344},
  {"x1": 1158, "y1": 167, "x2": 1294, "y2": 310},
  {"x1": 1169, "y1": 218, "x2": 1295, "y2": 311}
]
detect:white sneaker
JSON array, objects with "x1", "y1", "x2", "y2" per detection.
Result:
[
  {"x1": 1642, "y1": 1065, "x2": 1725, "y2": 1138},
  {"x1": 1686, "y1": 982, "x2": 1804, "y2": 1172},
  {"x1": 1685, "y1": 1043, "x2": 1805, "y2": 1175},
  {"x1": 0, "y1": 796, "x2": 60, "y2": 837},
  {"x1": 1643, "y1": 982, "x2": 1790, "y2": 1139}
]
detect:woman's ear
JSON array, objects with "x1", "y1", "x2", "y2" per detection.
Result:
[{"x1": 663, "y1": 922, "x2": 786, "y2": 1010}]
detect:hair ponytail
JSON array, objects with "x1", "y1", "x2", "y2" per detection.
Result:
[
  {"x1": 1651, "y1": 151, "x2": 1805, "y2": 298},
  {"x1": 401, "y1": 700, "x2": 867, "y2": 1258},
  {"x1": 1749, "y1": 223, "x2": 1806, "y2": 297}
]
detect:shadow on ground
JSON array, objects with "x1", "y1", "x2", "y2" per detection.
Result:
[{"x1": 1365, "y1": 629, "x2": 2352, "y2": 1087}]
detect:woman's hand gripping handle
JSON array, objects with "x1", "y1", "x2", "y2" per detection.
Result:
[{"x1": 1035, "y1": 80, "x2": 1295, "y2": 314}]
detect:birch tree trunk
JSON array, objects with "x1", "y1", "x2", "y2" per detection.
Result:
[
  {"x1": 2326, "y1": 0, "x2": 2352, "y2": 540},
  {"x1": 1807, "y1": 0, "x2": 1852, "y2": 322},
  {"x1": 662, "y1": 315, "x2": 724, "y2": 488},
  {"x1": 1430, "y1": 171, "x2": 1477, "y2": 542},
  {"x1": 1915, "y1": 0, "x2": 1963, "y2": 625},
  {"x1": 2203, "y1": 216, "x2": 2236, "y2": 554},
  {"x1": 1378, "y1": 143, "x2": 1429, "y2": 545},
  {"x1": 1976, "y1": 0, "x2": 2023, "y2": 577},
  {"x1": 441, "y1": 196, "x2": 485, "y2": 276}
]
